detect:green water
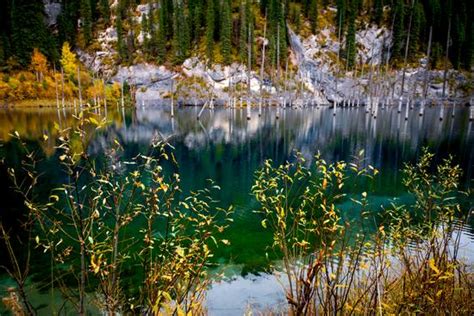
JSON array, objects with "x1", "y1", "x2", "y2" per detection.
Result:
[{"x1": 0, "y1": 104, "x2": 473, "y2": 313}]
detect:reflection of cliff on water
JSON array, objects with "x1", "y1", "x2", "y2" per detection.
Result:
[
  {"x1": 0, "y1": 107, "x2": 127, "y2": 156},
  {"x1": 88, "y1": 106, "x2": 473, "y2": 193}
]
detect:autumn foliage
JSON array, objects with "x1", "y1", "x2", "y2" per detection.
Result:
[{"x1": 0, "y1": 44, "x2": 120, "y2": 105}]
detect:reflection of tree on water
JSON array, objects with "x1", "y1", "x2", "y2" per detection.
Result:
[{"x1": 1, "y1": 106, "x2": 473, "y2": 194}]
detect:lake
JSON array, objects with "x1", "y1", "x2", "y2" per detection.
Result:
[{"x1": 0, "y1": 104, "x2": 473, "y2": 314}]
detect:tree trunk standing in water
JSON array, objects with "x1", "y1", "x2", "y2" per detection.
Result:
[
  {"x1": 54, "y1": 66, "x2": 59, "y2": 109},
  {"x1": 335, "y1": 10, "x2": 343, "y2": 104},
  {"x1": 77, "y1": 67, "x2": 83, "y2": 108},
  {"x1": 171, "y1": 78, "x2": 174, "y2": 117},
  {"x1": 260, "y1": 13, "x2": 267, "y2": 117},
  {"x1": 247, "y1": 22, "x2": 251, "y2": 120},
  {"x1": 400, "y1": 0, "x2": 415, "y2": 98},
  {"x1": 61, "y1": 67, "x2": 65, "y2": 108},
  {"x1": 103, "y1": 79, "x2": 107, "y2": 108},
  {"x1": 423, "y1": 26, "x2": 433, "y2": 99},
  {"x1": 121, "y1": 81, "x2": 124, "y2": 108},
  {"x1": 442, "y1": 17, "x2": 452, "y2": 98}
]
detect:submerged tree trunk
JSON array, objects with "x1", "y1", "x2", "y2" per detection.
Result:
[
  {"x1": 423, "y1": 26, "x2": 433, "y2": 99},
  {"x1": 442, "y1": 18, "x2": 452, "y2": 98},
  {"x1": 400, "y1": 0, "x2": 415, "y2": 97}
]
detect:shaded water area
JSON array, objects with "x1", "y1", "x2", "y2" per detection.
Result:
[{"x1": 0, "y1": 104, "x2": 473, "y2": 314}]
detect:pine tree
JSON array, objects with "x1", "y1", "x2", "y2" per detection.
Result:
[
  {"x1": 58, "y1": 0, "x2": 79, "y2": 46},
  {"x1": 116, "y1": 11, "x2": 127, "y2": 62},
  {"x1": 303, "y1": 0, "x2": 310, "y2": 18},
  {"x1": 461, "y1": 21, "x2": 473, "y2": 69},
  {"x1": 391, "y1": 0, "x2": 404, "y2": 61},
  {"x1": 408, "y1": 2, "x2": 424, "y2": 59},
  {"x1": 81, "y1": 0, "x2": 93, "y2": 45},
  {"x1": 99, "y1": 0, "x2": 110, "y2": 24},
  {"x1": 373, "y1": 0, "x2": 383, "y2": 25},
  {"x1": 239, "y1": 1, "x2": 247, "y2": 64},
  {"x1": 335, "y1": 0, "x2": 346, "y2": 34},
  {"x1": 309, "y1": 0, "x2": 318, "y2": 33},
  {"x1": 221, "y1": 0, "x2": 232, "y2": 64},
  {"x1": 163, "y1": 0, "x2": 174, "y2": 40},
  {"x1": 10, "y1": 0, "x2": 53, "y2": 66},
  {"x1": 345, "y1": 0, "x2": 356, "y2": 69},
  {"x1": 172, "y1": 0, "x2": 189, "y2": 64},
  {"x1": 141, "y1": 13, "x2": 150, "y2": 56},
  {"x1": 206, "y1": 0, "x2": 215, "y2": 62},
  {"x1": 157, "y1": 5, "x2": 167, "y2": 63}
]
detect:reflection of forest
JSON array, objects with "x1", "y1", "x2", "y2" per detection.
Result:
[
  {"x1": 91, "y1": 106, "x2": 473, "y2": 188},
  {"x1": 0, "y1": 107, "x2": 126, "y2": 156},
  {"x1": 1, "y1": 106, "x2": 473, "y2": 191}
]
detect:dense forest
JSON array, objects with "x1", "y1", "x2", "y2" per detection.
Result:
[{"x1": 0, "y1": 0, "x2": 472, "y2": 73}]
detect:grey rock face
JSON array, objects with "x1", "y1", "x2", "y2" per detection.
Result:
[
  {"x1": 112, "y1": 63, "x2": 175, "y2": 86},
  {"x1": 43, "y1": 0, "x2": 61, "y2": 27}
]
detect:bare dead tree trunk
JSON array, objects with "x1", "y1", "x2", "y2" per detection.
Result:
[
  {"x1": 400, "y1": 0, "x2": 415, "y2": 97},
  {"x1": 61, "y1": 67, "x2": 65, "y2": 108},
  {"x1": 77, "y1": 67, "x2": 83, "y2": 108},
  {"x1": 423, "y1": 26, "x2": 433, "y2": 99},
  {"x1": 442, "y1": 17, "x2": 451, "y2": 98},
  {"x1": 260, "y1": 13, "x2": 267, "y2": 117}
]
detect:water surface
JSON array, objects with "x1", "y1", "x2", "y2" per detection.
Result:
[{"x1": 0, "y1": 104, "x2": 473, "y2": 314}]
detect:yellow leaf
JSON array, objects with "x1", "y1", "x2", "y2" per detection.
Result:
[
  {"x1": 176, "y1": 246, "x2": 185, "y2": 257},
  {"x1": 88, "y1": 117, "x2": 99, "y2": 126},
  {"x1": 429, "y1": 258, "x2": 440, "y2": 275},
  {"x1": 176, "y1": 306, "x2": 185, "y2": 316}
]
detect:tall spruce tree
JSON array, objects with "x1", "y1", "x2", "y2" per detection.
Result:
[
  {"x1": 116, "y1": 11, "x2": 127, "y2": 62},
  {"x1": 408, "y1": 2, "x2": 424, "y2": 59},
  {"x1": 391, "y1": 0, "x2": 405, "y2": 61},
  {"x1": 221, "y1": 0, "x2": 232, "y2": 64},
  {"x1": 81, "y1": 0, "x2": 93, "y2": 45},
  {"x1": 239, "y1": 1, "x2": 247, "y2": 63},
  {"x1": 335, "y1": 0, "x2": 346, "y2": 34},
  {"x1": 172, "y1": 0, "x2": 189, "y2": 64},
  {"x1": 141, "y1": 13, "x2": 150, "y2": 56},
  {"x1": 99, "y1": 0, "x2": 110, "y2": 24},
  {"x1": 309, "y1": 0, "x2": 318, "y2": 33},
  {"x1": 206, "y1": 0, "x2": 215, "y2": 62},
  {"x1": 345, "y1": 0, "x2": 356, "y2": 69},
  {"x1": 157, "y1": 5, "x2": 167, "y2": 63},
  {"x1": 10, "y1": 0, "x2": 54, "y2": 66},
  {"x1": 373, "y1": 0, "x2": 383, "y2": 25}
]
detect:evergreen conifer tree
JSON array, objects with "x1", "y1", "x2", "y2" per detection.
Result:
[
  {"x1": 81, "y1": 0, "x2": 93, "y2": 45},
  {"x1": 373, "y1": 0, "x2": 383, "y2": 25},
  {"x1": 221, "y1": 0, "x2": 232, "y2": 64},
  {"x1": 157, "y1": 5, "x2": 167, "y2": 63},
  {"x1": 116, "y1": 11, "x2": 127, "y2": 62},
  {"x1": 206, "y1": 0, "x2": 215, "y2": 62},
  {"x1": 345, "y1": 0, "x2": 356, "y2": 69},
  {"x1": 99, "y1": 0, "x2": 111, "y2": 24},
  {"x1": 391, "y1": 0, "x2": 405, "y2": 61},
  {"x1": 172, "y1": 0, "x2": 189, "y2": 64},
  {"x1": 309, "y1": 0, "x2": 318, "y2": 33}
]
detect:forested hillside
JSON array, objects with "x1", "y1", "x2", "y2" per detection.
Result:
[{"x1": 0, "y1": 0, "x2": 472, "y2": 73}]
